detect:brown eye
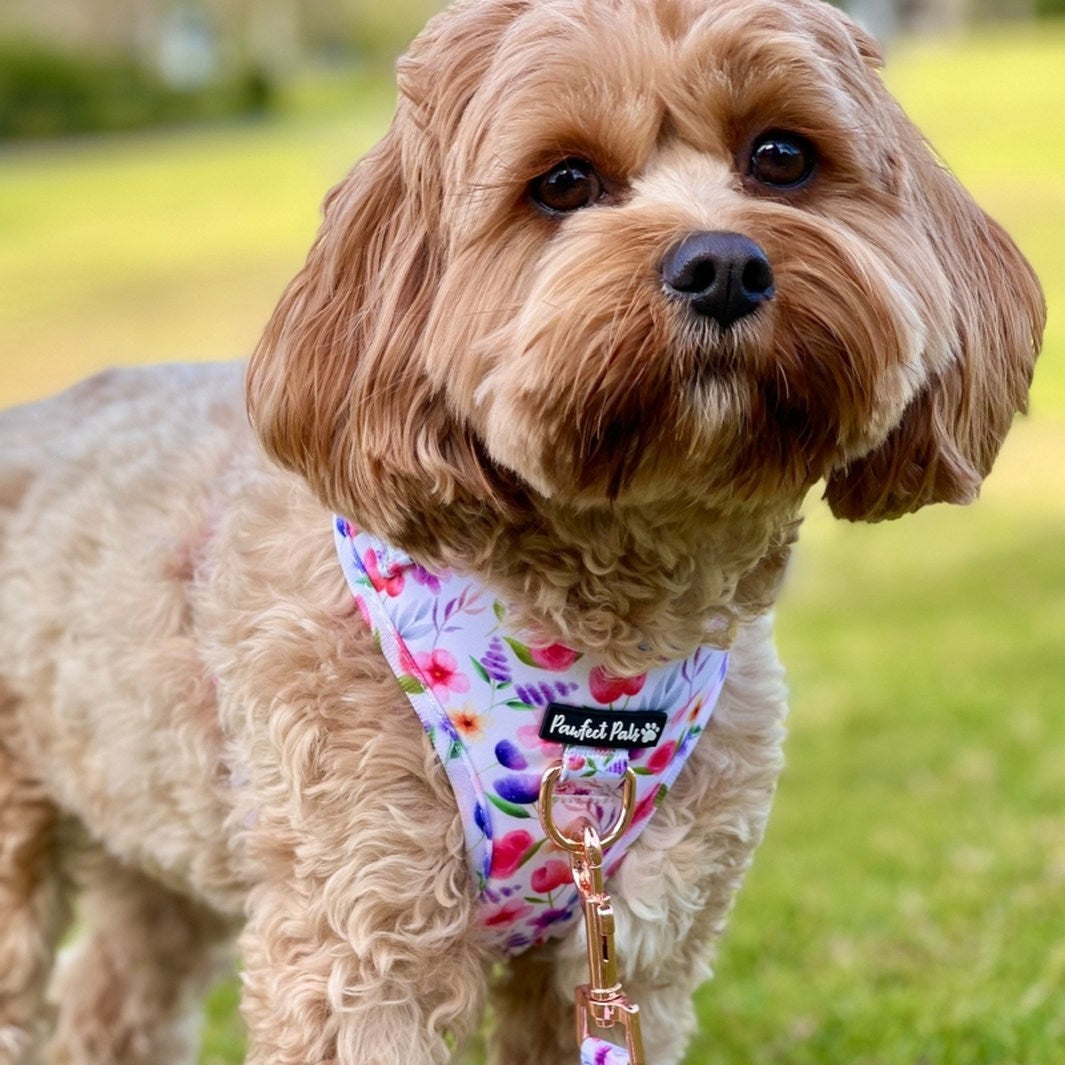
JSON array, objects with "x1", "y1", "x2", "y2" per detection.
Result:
[
  {"x1": 749, "y1": 132, "x2": 816, "y2": 188},
  {"x1": 530, "y1": 158, "x2": 603, "y2": 214}
]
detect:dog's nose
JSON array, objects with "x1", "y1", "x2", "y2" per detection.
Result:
[{"x1": 660, "y1": 231, "x2": 775, "y2": 327}]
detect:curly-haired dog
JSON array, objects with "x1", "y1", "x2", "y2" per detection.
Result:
[{"x1": 0, "y1": 0, "x2": 1043, "y2": 1062}]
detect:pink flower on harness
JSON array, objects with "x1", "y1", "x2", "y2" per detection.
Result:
[
  {"x1": 363, "y1": 548, "x2": 405, "y2": 597},
  {"x1": 588, "y1": 666, "x2": 647, "y2": 705},
  {"x1": 490, "y1": 829, "x2": 536, "y2": 878},
  {"x1": 483, "y1": 899, "x2": 535, "y2": 927},
  {"x1": 531, "y1": 860, "x2": 572, "y2": 895},
  {"x1": 414, "y1": 648, "x2": 470, "y2": 701}
]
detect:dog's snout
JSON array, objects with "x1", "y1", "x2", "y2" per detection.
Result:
[{"x1": 660, "y1": 231, "x2": 775, "y2": 327}]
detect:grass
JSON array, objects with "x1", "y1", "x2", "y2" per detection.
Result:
[{"x1": 2, "y1": 21, "x2": 1063, "y2": 1065}]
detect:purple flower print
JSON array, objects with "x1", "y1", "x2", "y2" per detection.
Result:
[
  {"x1": 494, "y1": 740, "x2": 528, "y2": 771},
  {"x1": 533, "y1": 905, "x2": 575, "y2": 932},
  {"x1": 582, "y1": 1039, "x2": 629, "y2": 1065},
  {"x1": 494, "y1": 774, "x2": 543, "y2": 805},
  {"x1": 480, "y1": 637, "x2": 511, "y2": 684},
  {"x1": 410, "y1": 564, "x2": 441, "y2": 594},
  {"x1": 514, "y1": 683, "x2": 547, "y2": 707},
  {"x1": 515, "y1": 679, "x2": 582, "y2": 707},
  {"x1": 473, "y1": 802, "x2": 491, "y2": 837},
  {"x1": 505, "y1": 932, "x2": 532, "y2": 953}
]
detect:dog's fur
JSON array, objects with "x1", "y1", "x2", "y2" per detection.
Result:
[{"x1": 0, "y1": 0, "x2": 1044, "y2": 1062}]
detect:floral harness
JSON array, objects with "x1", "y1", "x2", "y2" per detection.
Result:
[{"x1": 334, "y1": 517, "x2": 729, "y2": 959}]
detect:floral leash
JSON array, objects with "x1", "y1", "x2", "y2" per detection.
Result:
[{"x1": 334, "y1": 518, "x2": 730, "y2": 1061}]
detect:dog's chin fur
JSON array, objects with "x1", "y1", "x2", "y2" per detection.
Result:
[{"x1": 0, "y1": 0, "x2": 1044, "y2": 1062}]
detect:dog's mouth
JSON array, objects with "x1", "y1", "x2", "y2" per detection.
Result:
[{"x1": 474, "y1": 317, "x2": 830, "y2": 508}]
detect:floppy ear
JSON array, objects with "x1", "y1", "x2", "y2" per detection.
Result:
[
  {"x1": 823, "y1": 131, "x2": 1044, "y2": 522},
  {"x1": 247, "y1": 0, "x2": 527, "y2": 544}
]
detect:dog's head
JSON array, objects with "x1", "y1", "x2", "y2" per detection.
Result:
[{"x1": 248, "y1": 0, "x2": 1043, "y2": 547}]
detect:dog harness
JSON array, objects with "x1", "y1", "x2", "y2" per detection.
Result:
[{"x1": 334, "y1": 516, "x2": 728, "y2": 958}]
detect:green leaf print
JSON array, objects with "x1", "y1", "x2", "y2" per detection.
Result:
[{"x1": 487, "y1": 793, "x2": 532, "y2": 819}]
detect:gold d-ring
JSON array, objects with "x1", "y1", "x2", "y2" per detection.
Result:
[{"x1": 537, "y1": 764, "x2": 638, "y2": 853}]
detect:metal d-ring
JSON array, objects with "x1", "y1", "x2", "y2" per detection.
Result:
[{"x1": 537, "y1": 763, "x2": 638, "y2": 854}]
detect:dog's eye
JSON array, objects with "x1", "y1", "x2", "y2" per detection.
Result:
[
  {"x1": 749, "y1": 132, "x2": 817, "y2": 188},
  {"x1": 530, "y1": 158, "x2": 604, "y2": 214}
]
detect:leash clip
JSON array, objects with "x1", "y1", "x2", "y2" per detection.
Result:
[{"x1": 538, "y1": 765, "x2": 645, "y2": 1065}]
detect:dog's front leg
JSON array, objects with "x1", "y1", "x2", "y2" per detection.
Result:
[{"x1": 237, "y1": 752, "x2": 487, "y2": 1065}]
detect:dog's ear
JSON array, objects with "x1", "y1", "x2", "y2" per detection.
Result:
[
  {"x1": 247, "y1": 0, "x2": 527, "y2": 541},
  {"x1": 823, "y1": 132, "x2": 1044, "y2": 522}
]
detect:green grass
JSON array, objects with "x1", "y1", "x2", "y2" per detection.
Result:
[{"x1": 2, "y1": 23, "x2": 1063, "y2": 1065}]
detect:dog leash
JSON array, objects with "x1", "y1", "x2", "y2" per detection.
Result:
[{"x1": 539, "y1": 766, "x2": 645, "y2": 1065}]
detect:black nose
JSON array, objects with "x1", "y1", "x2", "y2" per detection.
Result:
[{"x1": 660, "y1": 231, "x2": 775, "y2": 327}]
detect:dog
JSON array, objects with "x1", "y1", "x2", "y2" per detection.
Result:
[{"x1": 0, "y1": 0, "x2": 1044, "y2": 1062}]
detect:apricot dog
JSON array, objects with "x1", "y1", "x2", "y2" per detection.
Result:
[{"x1": 0, "y1": 0, "x2": 1042, "y2": 1063}]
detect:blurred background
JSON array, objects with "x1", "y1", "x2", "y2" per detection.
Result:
[{"x1": 1, "y1": 1, "x2": 1062, "y2": 1063}]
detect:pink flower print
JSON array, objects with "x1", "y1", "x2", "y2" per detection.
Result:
[
  {"x1": 490, "y1": 830, "x2": 536, "y2": 879},
  {"x1": 564, "y1": 752, "x2": 586, "y2": 773},
  {"x1": 588, "y1": 666, "x2": 647, "y2": 705},
  {"x1": 531, "y1": 860, "x2": 572, "y2": 895},
  {"x1": 352, "y1": 594, "x2": 372, "y2": 630},
  {"x1": 516, "y1": 723, "x2": 563, "y2": 760},
  {"x1": 528, "y1": 643, "x2": 582, "y2": 671},
  {"x1": 415, "y1": 649, "x2": 470, "y2": 701},
  {"x1": 631, "y1": 785, "x2": 661, "y2": 826},
  {"x1": 646, "y1": 740, "x2": 677, "y2": 775},
  {"x1": 483, "y1": 899, "x2": 535, "y2": 928},
  {"x1": 364, "y1": 548, "x2": 405, "y2": 597},
  {"x1": 397, "y1": 637, "x2": 419, "y2": 677}
]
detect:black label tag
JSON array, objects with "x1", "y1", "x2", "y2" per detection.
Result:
[{"x1": 539, "y1": 703, "x2": 669, "y2": 750}]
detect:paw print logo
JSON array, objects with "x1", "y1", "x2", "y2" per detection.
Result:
[{"x1": 641, "y1": 722, "x2": 661, "y2": 744}]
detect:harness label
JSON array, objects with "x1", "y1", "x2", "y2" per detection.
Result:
[{"x1": 539, "y1": 704, "x2": 669, "y2": 750}]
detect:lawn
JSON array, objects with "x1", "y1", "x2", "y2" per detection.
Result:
[{"x1": 2, "y1": 22, "x2": 1063, "y2": 1065}]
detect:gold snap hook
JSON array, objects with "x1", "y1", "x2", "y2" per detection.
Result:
[{"x1": 537, "y1": 763, "x2": 646, "y2": 1065}]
